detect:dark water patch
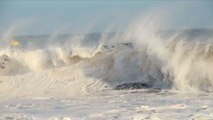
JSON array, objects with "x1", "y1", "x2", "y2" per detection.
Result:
[{"x1": 114, "y1": 82, "x2": 152, "y2": 90}]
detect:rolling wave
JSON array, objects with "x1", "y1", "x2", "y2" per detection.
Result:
[{"x1": 0, "y1": 24, "x2": 213, "y2": 100}]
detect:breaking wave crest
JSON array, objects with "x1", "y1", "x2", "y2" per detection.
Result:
[{"x1": 0, "y1": 18, "x2": 213, "y2": 100}]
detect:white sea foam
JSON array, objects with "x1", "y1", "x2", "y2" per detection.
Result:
[{"x1": 0, "y1": 12, "x2": 213, "y2": 102}]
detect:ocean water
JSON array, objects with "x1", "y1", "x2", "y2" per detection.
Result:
[{"x1": 0, "y1": 19, "x2": 213, "y2": 119}]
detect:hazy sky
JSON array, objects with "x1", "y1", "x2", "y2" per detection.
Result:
[{"x1": 0, "y1": 0, "x2": 213, "y2": 35}]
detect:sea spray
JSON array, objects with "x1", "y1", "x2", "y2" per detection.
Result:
[
  {"x1": 125, "y1": 16, "x2": 213, "y2": 91},
  {"x1": 0, "y1": 16, "x2": 213, "y2": 100}
]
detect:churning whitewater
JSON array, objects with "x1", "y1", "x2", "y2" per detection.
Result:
[
  {"x1": 1, "y1": 1, "x2": 213, "y2": 119},
  {"x1": 0, "y1": 18, "x2": 213, "y2": 101}
]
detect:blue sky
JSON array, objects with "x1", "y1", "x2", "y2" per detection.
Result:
[{"x1": 0, "y1": 0, "x2": 213, "y2": 35}]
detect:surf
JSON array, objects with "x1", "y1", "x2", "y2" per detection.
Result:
[{"x1": 0, "y1": 18, "x2": 213, "y2": 100}]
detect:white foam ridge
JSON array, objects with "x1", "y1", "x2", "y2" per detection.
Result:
[{"x1": 1, "y1": 16, "x2": 213, "y2": 100}]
